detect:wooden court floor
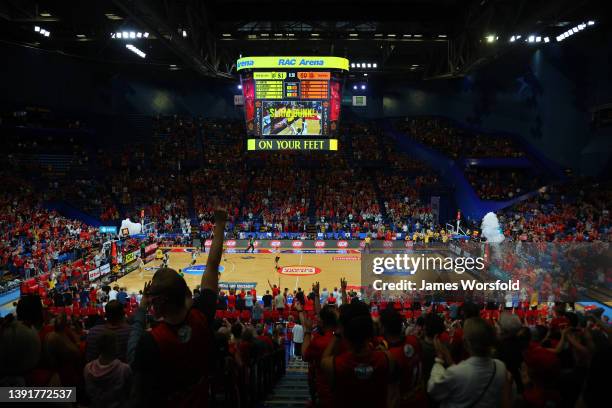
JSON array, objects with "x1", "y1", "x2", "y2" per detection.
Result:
[{"x1": 114, "y1": 248, "x2": 462, "y2": 297}]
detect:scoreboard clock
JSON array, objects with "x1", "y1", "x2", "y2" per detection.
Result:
[{"x1": 237, "y1": 56, "x2": 349, "y2": 151}]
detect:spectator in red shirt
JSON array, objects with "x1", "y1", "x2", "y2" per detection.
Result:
[{"x1": 128, "y1": 209, "x2": 226, "y2": 407}]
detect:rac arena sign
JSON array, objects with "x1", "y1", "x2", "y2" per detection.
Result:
[{"x1": 237, "y1": 56, "x2": 349, "y2": 71}]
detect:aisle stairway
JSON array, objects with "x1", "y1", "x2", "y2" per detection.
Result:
[{"x1": 264, "y1": 359, "x2": 310, "y2": 408}]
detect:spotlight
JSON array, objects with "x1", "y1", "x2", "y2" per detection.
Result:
[
  {"x1": 572, "y1": 27, "x2": 578, "y2": 33},
  {"x1": 349, "y1": 33, "x2": 358, "y2": 37},
  {"x1": 122, "y1": 31, "x2": 128, "y2": 39},
  {"x1": 361, "y1": 85, "x2": 366, "y2": 90},
  {"x1": 350, "y1": 63, "x2": 355, "y2": 68},
  {"x1": 137, "y1": 32, "x2": 142, "y2": 38},
  {"x1": 237, "y1": 84, "x2": 242, "y2": 90},
  {"x1": 587, "y1": 21, "x2": 595, "y2": 26},
  {"x1": 130, "y1": 32, "x2": 136, "y2": 38},
  {"x1": 372, "y1": 63, "x2": 377, "y2": 68},
  {"x1": 486, "y1": 35, "x2": 496, "y2": 43},
  {"x1": 535, "y1": 36, "x2": 541, "y2": 42},
  {"x1": 353, "y1": 85, "x2": 357, "y2": 90},
  {"x1": 116, "y1": 32, "x2": 122, "y2": 38},
  {"x1": 367, "y1": 63, "x2": 372, "y2": 68},
  {"x1": 544, "y1": 37, "x2": 550, "y2": 43},
  {"x1": 182, "y1": 30, "x2": 187, "y2": 37},
  {"x1": 510, "y1": 35, "x2": 516, "y2": 42},
  {"x1": 528, "y1": 35, "x2": 535, "y2": 43},
  {"x1": 356, "y1": 63, "x2": 361, "y2": 68},
  {"x1": 516, "y1": 35, "x2": 521, "y2": 40},
  {"x1": 34, "y1": 26, "x2": 40, "y2": 32},
  {"x1": 44, "y1": 31, "x2": 50, "y2": 37},
  {"x1": 143, "y1": 32, "x2": 149, "y2": 38},
  {"x1": 222, "y1": 33, "x2": 232, "y2": 37}
]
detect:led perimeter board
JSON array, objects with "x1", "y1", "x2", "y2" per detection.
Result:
[{"x1": 237, "y1": 56, "x2": 349, "y2": 151}]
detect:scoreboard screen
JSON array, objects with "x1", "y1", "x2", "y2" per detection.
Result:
[{"x1": 237, "y1": 56, "x2": 348, "y2": 150}]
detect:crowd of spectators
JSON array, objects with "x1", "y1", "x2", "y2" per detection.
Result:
[
  {"x1": 497, "y1": 180, "x2": 612, "y2": 242},
  {"x1": 400, "y1": 117, "x2": 526, "y2": 159},
  {"x1": 465, "y1": 167, "x2": 545, "y2": 201}
]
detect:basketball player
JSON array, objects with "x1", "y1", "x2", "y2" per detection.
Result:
[
  {"x1": 223, "y1": 242, "x2": 228, "y2": 263},
  {"x1": 246, "y1": 236, "x2": 255, "y2": 253},
  {"x1": 364, "y1": 234, "x2": 371, "y2": 253},
  {"x1": 162, "y1": 252, "x2": 170, "y2": 268},
  {"x1": 274, "y1": 255, "x2": 281, "y2": 272},
  {"x1": 138, "y1": 256, "x2": 146, "y2": 279},
  {"x1": 191, "y1": 249, "x2": 198, "y2": 266}
]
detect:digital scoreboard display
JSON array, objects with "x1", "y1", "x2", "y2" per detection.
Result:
[{"x1": 237, "y1": 56, "x2": 349, "y2": 150}]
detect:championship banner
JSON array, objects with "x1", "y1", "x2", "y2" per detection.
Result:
[
  {"x1": 237, "y1": 56, "x2": 349, "y2": 71},
  {"x1": 247, "y1": 138, "x2": 338, "y2": 151}
]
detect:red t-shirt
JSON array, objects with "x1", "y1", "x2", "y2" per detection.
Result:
[
  {"x1": 333, "y1": 350, "x2": 389, "y2": 406},
  {"x1": 303, "y1": 331, "x2": 336, "y2": 408}
]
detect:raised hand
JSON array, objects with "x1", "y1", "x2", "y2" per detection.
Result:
[
  {"x1": 140, "y1": 280, "x2": 152, "y2": 309},
  {"x1": 312, "y1": 281, "x2": 320, "y2": 295},
  {"x1": 340, "y1": 278, "x2": 348, "y2": 292}
]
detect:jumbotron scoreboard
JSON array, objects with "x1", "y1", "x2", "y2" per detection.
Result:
[{"x1": 237, "y1": 56, "x2": 349, "y2": 151}]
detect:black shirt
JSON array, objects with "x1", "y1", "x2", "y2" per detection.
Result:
[{"x1": 262, "y1": 294, "x2": 273, "y2": 308}]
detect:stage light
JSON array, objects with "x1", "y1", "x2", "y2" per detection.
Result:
[
  {"x1": 122, "y1": 31, "x2": 128, "y2": 39},
  {"x1": 350, "y1": 63, "x2": 355, "y2": 68},
  {"x1": 274, "y1": 33, "x2": 283, "y2": 37},
  {"x1": 287, "y1": 33, "x2": 294, "y2": 37},
  {"x1": 40, "y1": 12, "x2": 52, "y2": 17},
  {"x1": 361, "y1": 85, "x2": 366, "y2": 90},
  {"x1": 76, "y1": 34, "x2": 86, "y2": 38},
  {"x1": 412, "y1": 64, "x2": 419, "y2": 67},
  {"x1": 578, "y1": 24, "x2": 585, "y2": 30},
  {"x1": 516, "y1": 35, "x2": 521, "y2": 40},
  {"x1": 129, "y1": 31, "x2": 135, "y2": 38},
  {"x1": 572, "y1": 27, "x2": 578, "y2": 33},
  {"x1": 587, "y1": 21, "x2": 595, "y2": 25},
  {"x1": 349, "y1": 33, "x2": 358, "y2": 37},
  {"x1": 438, "y1": 34, "x2": 447, "y2": 38},
  {"x1": 182, "y1": 30, "x2": 187, "y2": 37},
  {"x1": 143, "y1": 32, "x2": 149, "y2": 38},
  {"x1": 367, "y1": 63, "x2": 372, "y2": 68},
  {"x1": 372, "y1": 63, "x2": 377, "y2": 68},
  {"x1": 528, "y1": 35, "x2": 535, "y2": 43},
  {"x1": 486, "y1": 35, "x2": 496, "y2": 43},
  {"x1": 44, "y1": 31, "x2": 50, "y2": 37},
  {"x1": 34, "y1": 26, "x2": 40, "y2": 32},
  {"x1": 375, "y1": 33, "x2": 383, "y2": 37},
  {"x1": 353, "y1": 85, "x2": 357, "y2": 90},
  {"x1": 403, "y1": 34, "x2": 411, "y2": 38},
  {"x1": 510, "y1": 36, "x2": 516, "y2": 42},
  {"x1": 126, "y1": 44, "x2": 146, "y2": 58},
  {"x1": 137, "y1": 32, "x2": 142, "y2": 38},
  {"x1": 364, "y1": 73, "x2": 368, "y2": 76},
  {"x1": 544, "y1": 37, "x2": 550, "y2": 43},
  {"x1": 413, "y1": 34, "x2": 422, "y2": 38},
  {"x1": 535, "y1": 36, "x2": 541, "y2": 42},
  {"x1": 387, "y1": 34, "x2": 396, "y2": 37},
  {"x1": 556, "y1": 36, "x2": 562, "y2": 42},
  {"x1": 356, "y1": 63, "x2": 361, "y2": 68},
  {"x1": 260, "y1": 33, "x2": 269, "y2": 37},
  {"x1": 311, "y1": 33, "x2": 319, "y2": 37},
  {"x1": 237, "y1": 84, "x2": 242, "y2": 90}
]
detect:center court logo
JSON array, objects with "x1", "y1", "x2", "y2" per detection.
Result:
[{"x1": 278, "y1": 265, "x2": 321, "y2": 276}]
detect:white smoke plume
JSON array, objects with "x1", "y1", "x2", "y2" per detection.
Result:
[
  {"x1": 120, "y1": 218, "x2": 142, "y2": 236},
  {"x1": 481, "y1": 212, "x2": 505, "y2": 243}
]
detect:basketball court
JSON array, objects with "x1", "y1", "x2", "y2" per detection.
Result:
[{"x1": 114, "y1": 247, "x2": 464, "y2": 297}]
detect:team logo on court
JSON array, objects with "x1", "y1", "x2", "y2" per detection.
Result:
[
  {"x1": 183, "y1": 265, "x2": 225, "y2": 275},
  {"x1": 278, "y1": 265, "x2": 321, "y2": 276}
]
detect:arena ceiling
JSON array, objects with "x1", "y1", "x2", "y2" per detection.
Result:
[{"x1": 0, "y1": 0, "x2": 606, "y2": 81}]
